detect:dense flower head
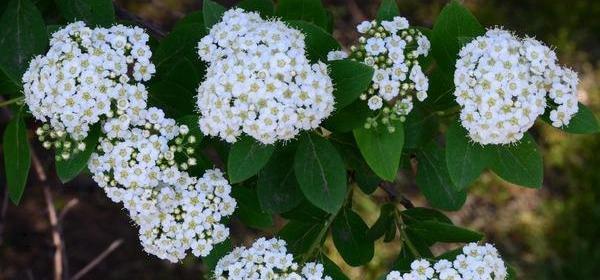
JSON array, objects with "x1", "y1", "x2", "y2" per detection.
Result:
[
  {"x1": 86, "y1": 106, "x2": 235, "y2": 262},
  {"x1": 386, "y1": 243, "x2": 508, "y2": 280},
  {"x1": 329, "y1": 17, "x2": 430, "y2": 133},
  {"x1": 214, "y1": 237, "x2": 331, "y2": 280},
  {"x1": 128, "y1": 169, "x2": 236, "y2": 262},
  {"x1": 455, "y1": 28, "x2": 579, "y2": 145},
  {"x1": 196, "y1": 8, "x2": 335, "y2": 144},
  {"x1": 88, "y1": 107, "x2": 197, "y2": 195},
  {"x1": 22, "y1": 21, "x2": 156, "y2": 141}
]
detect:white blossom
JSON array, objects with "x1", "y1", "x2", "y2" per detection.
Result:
[
  {"x1": 214, "y1": 238, "x2": 332, "y2": 280},
  {"x1": 128, "y1": 168, "x2": 236, "y2": 262},
  {"x1": 327, "y1": 16, "x2": 430, "y2": 132},
  {"x1": 22, "y1": 22, "x2": 155, "y2": 141},
  {"x1": 385, "y1": 243, "x2": 508, "y2": 280},
  {"x1": 454, "y1": 28, "x2": 579, "y2": 145},
  {"x1": 196, "y1": 9, "x2": 335, "y2": 144}
]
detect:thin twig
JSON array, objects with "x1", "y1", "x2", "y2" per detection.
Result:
[
  {"x1": 32, "y1": 151, "x2": 63, "y2": 280},
  {"x1": 113, "y1": 1, "x2": 166, "y2": 38},
  {"x1": 70, "y1": 239, "x2": 124, "y2": 280},
  {"x1": 58, "y1": 199, "x2": 79, "y2": 224}
]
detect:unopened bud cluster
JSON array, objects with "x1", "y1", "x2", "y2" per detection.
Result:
[
  {"x1": 386, "y1": 243, "x2": 508, "y2": 280},
  {"x1": 328, "y1": 17, "x2": 430, "y2": 133},
  {"x1": 215, "y1": 238, "x2": 332, "y2": 280},
  {"x1": 35, "y1": 124, "x2": 86, "y2": 161}
]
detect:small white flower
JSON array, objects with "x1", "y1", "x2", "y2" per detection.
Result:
[
  {"x1": 357, "y1": 20, "x2": 373, "y2": 33},
  {"x1": 368, "y1": 95, "x2": 383, "y2": 110}
]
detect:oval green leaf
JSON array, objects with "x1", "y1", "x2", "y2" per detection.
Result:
[
  {"x1": 445, "y1": 120, "x2": 491, "y2": 190},
  {"x1": 331, "y1": 207, "x2": 374, "y2": 266},
  {"x1": 329, "y1": 59, "x2": 374, "y2": 110},
  {"x1": 257, "y1": 147, "x2": 303, "y2": 213},
  {"x1": 3, "y1": 113, "x2": 31, "y2": 204},
  {"x1": 294, "y1": 133, "x2": 347, "y2": 214},
  {"x1": 416, "y1": 142, "x2": 466, "y2": 211},
  {"x1": 485, "y1": 133, "x2": 543, "y2": 188},
  {"x1": 0, "y1": 0, "x2": 48, "y2": 85},
  {"x1": 286, "y1": 20, "x2": 341, "y2": 63},
  {"x1": 227, "y1": 137, "x2": 274, "y2": 183},
  {"x1": 431, "y1": 0, "x2": 484, "y2": 72},
  {"x1": 353, "y1": 121, "x2": 404, "y2": 182},
  {"x1": 276, "y1": 0, "x2": 328, "y2": 29}
]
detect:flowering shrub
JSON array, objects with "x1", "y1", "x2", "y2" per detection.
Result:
[{"x1": 1, "y1": 0, "x2": 599, "y2": 279}]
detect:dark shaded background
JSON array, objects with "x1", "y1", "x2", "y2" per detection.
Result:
[{"x1": 1, "y1": 0, "x2": 599, "y2": 279}]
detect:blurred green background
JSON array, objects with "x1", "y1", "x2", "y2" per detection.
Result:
[{"x1": 1, "y1": 0, "x2": 599, "y2": 279}]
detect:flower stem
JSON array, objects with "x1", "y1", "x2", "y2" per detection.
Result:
[
  {"x1": 395, "y1": 210, "x2": 421, "y2": 258},
  {"x1": 0, "y1": 96, "x2": 24, "y2": 107}
]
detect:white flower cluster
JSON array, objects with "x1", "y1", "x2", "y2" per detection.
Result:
[
  {"x1": 22, "y1": 22, "x2": 237, "y2": 262},
  {"x1": 196, "y1": 8, "x2": 335, "y2": 144},
  {"x1": 128, "y1": 169, "x2": 236, "y2": 262},
  {"x1": 386, "y1": 243, "x2": 508, "y2": 280},
  {"x1": 215, "y1": 238, "x2": 332, "y2": 280},
  {"x1": 328, "y1": 17, "x2": 430, "y2": 132},
  {"x1": 22, "y1": 21, "x2": 155, "y2": 141},
  {"x1": 87, "y1": 107, "x2": 237, "y2": 262},
  {"x1": 455, "y1": 28, "x2": 579, "y2": 145}
]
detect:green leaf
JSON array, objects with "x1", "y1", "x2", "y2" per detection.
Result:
[
  {"x1": 281, "y1": 199, "x2": 328, "y2": 223},
  {"x1": 329, "y1": 59, "x2": 374, "y2": 110},
  {"x1": 203, "y1": 0, "x2": 226, "y2": 31},
  {"x1": 323, "y1": 100, "x2": 371, "y2": 133},
  {"x1": 445, "y1": 120, "x2": 490, "y2": 190},
  {"x1": 148, "y1": 78, "x2": 197, "y2": 118},
  {"x1": 294, "y1": 134, "x2": 347, "y2": 214},
  {"x1": 353, "y1": 121, "x2": 404, "y2": 181},
  {"x1": 232, "y1": 186, "x2": 273, "y2": 229},
  {"x1": 332, "y1": 207, "x2": 374, "y2": 266},
  {"x1": 367, "y1": 203, "x2": 396, "y2": 241},
  {"x1": 279, "y1": 219, "x2": 324, "y2": 255},
  {"x1": 227, "y1": 137, "x2": 274, "y2": 183},
  {"x1": 431, "y1": 0, "x2": 484, "y2": 72},
  {"x1": 56, "y1": 0, "x2": 115, "y2": 27},
  {"x1": 485, "y1": 134, "x2": 543, "y2": 188},
  {"x1": 286, "y1": 20, "x2": 341, "y2": 63},
  {"x1": 319, "y1": 254, "x2": 350, "y2": 280},
  {"x1": 416, "y1": 142, "x2": 466, "y2": 211},
  {"x1": 403, "y1": 105, "x2": 437, "y2": 151},
  {"x1": 3, "y1": 112, "x2": 30, "y2": 204},
  {"x1": 543, "y1": 102, "x2": 600, "y2": 134},
  {"x1": 0, "y1": 0, "x2": 48, "y2": 86},
  {"x1": 237, "y1": 0, "x2": 274, "y2": 17},
  {"x1": 276, "y1": 0, "x2": 328, "y2": 29},
  {"x1": 332, "y1": 134, "x2": 380, "y2": 194},
  {"x1": 401, "y1": 207, "x2": 452, "y2": 225},
  {"x1": 56, "y1": 124, "x2": 101, "y2": 183},
  {"x1": 424, "y1": 67, "x2": 456, "y2": 111},
  {"x1": 376, "y1": 0, "x2": 400, "y2": 21},
  {"x1": 202, "y1": 239, "x2": 232, "y2": 271},
  {"x1": 407, "y1": 220, "x2": 483, "y2": 244},
  {"x1": 257, "y1": 146, "x2": 303, "y2": 213}
]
